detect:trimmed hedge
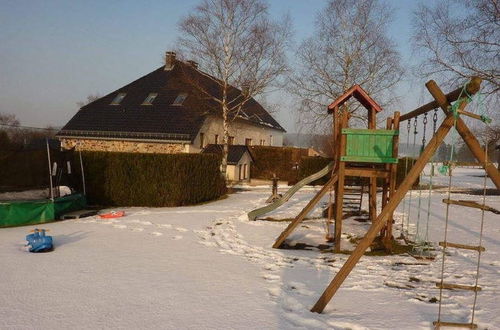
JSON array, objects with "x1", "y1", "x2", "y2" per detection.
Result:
[
  {"x1": 0, "y1": 149, "x2": 50, "y2": 192},
  {"x1": 249, "y1": 146, "x2": 298, "y2": 182},
  {"x1": 297, "y1": 156, "x2": 333, "y2": 185},
  {"x1": 79, "y1": 152, "x2": 226, "y2": 207}
]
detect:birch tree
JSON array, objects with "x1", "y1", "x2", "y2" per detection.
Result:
[
  {"x1": 178, "y1": 0, "x2": 290, "y2": 175},
  {"x1": 412, "y1": 0, "x2": 499, "y2": 96},
  {"x1": 288, "y1": 0, "x2": 403, "y2": 133}
]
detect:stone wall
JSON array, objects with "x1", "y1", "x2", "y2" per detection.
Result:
[{"x1": 61, "y1": 138, "x2": 185, "y2": 154}]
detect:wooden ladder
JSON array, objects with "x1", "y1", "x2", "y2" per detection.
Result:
[
  {"x1": 433, "y1": 200, "x2": 487, "y2": 329},
  {"x1": 342, "y1": 184, "x2": 364, "y2": 215}
]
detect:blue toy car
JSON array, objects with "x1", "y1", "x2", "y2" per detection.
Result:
[{"x1": 26, "y1": 229, "x2": 53, "y2": 252}]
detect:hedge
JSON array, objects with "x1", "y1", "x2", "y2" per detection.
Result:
[
  {"x1": 78, "y1": 152, "x2": 226, "y2": 207},
  {"x1": 249, "y1": 146, "x2": 299, "y2": 183},
  {"x1": 297, "y1": 156, "x2": 333, "y2": 185},
  {"x1": 0, "y1": 149, "x2": 50, "y2": 192}
]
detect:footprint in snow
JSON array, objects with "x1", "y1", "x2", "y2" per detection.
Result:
[
  {"x1": 262, "y1": 273, "x2": 281, "y2": 282},
  {"x1": 172, "y1": 235, "x2": 183, "y2": 240},
  {"x1": 175, "y1": 227, "x2": 188, "y2": 232},
  {"x1": 150, "y1": 232, "x2": 163, "y2": 237}
]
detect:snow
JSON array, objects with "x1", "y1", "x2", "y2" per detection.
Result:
[{"x1": 0, "y1": 167, "x2": 498, "y2": 329}]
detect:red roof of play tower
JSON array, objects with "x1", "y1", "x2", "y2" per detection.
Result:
[{"x1": 327, "y1": 84, "x2": 382, "y2": 113}]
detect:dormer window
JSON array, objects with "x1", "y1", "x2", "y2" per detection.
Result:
[
  {"x1": 111, "y1": 93, "x2": 126, "y2": 105},
  {"x1": 142, "y1": 93, "x2": 158, "y2": 105},
  {"x1": 172, "y1": 93, "x2": 188, "y2": 106}
]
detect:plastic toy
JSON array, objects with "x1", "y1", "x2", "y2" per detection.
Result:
[{"x1": 25, "y1": 229, "x2": 53, "y2": 252}]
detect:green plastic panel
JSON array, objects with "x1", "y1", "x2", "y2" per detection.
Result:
[
  {"x1": 0, "y1": 193, "x2": 86, "y2": 228},
  {"x1": 341, "y1": 129, "x2": 398, "y2": 164}
]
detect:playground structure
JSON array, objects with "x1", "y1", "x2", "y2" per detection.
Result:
[{"x1": 248, "y1": 77, "x2": 500, "y2": 326}]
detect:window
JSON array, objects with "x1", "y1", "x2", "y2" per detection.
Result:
[
  {"x1": 214, "y1": 134, "x2": 219, "y2": 144},
  {"x1": 238, "y1": 164, "x2": 243, "y2": 180},
  {"x1": 142, "y1": 93, "x2": 158, "y2": 105},
  {"x1": 228, "y1": 136, "x2": 235, "y2": 145},
  {"x1": 269, "y1": 135, "x2": 273, "y2": 146},
  {"x1": 245, "y1": 138, "x2": 252, "y2": 146},
  {"x1": 243, "y1": 164, "x2": 247, "y2": 179},
  {"x1": 260, "y1": 139, "x2": 265, "y2": 146},
  {"x1": 199, "y1": 133, "x2": 205, "y2": 149},
  {"x1": 111, "y1": 93, "x2": 126, "y2": 105},
  {"x1": 172, "y1": 93, "x2": 188, "y2": 105}
]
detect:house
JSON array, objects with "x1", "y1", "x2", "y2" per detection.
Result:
[
  {"x1": 57, "y1": 52, "x2": 285, "y2": 154},
  {"x1": 201, "y1": 144, "x2": 254, "y2": 182}
]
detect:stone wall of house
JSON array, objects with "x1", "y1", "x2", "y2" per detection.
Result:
[{"x1": 60, "y1": 138, "x2": 185, "y2": 154}]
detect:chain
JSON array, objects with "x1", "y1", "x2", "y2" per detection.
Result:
[
  {"x1": 433, "y1": 108, "x2": 438, "y2": 134},
  {"x1": 422, "y1": 113, "x2": 427, "y2": 147}
]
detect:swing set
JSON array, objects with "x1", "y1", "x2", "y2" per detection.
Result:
[{"x1": 269, "y1": 77, "x2": 500, "y2": 327}]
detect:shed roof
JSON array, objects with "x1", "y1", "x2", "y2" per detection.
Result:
[{"x1": 201, "y1": 144, "x2": 254, "y2": 165}]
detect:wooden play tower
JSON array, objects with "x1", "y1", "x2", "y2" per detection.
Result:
[
  {"x1": 273, "y1": 84, "x2": 400, "y2": 253},
  {"x1": 271, "y1": 77, "x2": 500, "y2": 321}
]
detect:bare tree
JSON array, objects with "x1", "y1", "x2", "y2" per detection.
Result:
[
  {"x1": 0, "y1": 112, "x2": 20, "y2": 128},
  {"x1": 288, "y1": 0, "x2": 403, "y2": 134},
  {"x1": 76, "y1": 93, "x2": 101, "y2": 109},
  {"x1": 178, "y1": 0, "x2": 291, "y2": 175},
  {"x1": 412, "y1": 0, "x2": 499, "y2": 96}
]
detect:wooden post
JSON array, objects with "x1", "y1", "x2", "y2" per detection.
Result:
[
  {"x1": 334, "y1": 111, "x2": 348, "y2": 252},
  {"x1": 311, "y1": 112, "x2": 458, "y2": 314},
  {"x1": 368, "y1": 107, "x2": 377, "y2": 224},
  {"x1": 384, "y1": 112, "x2": 400, "y2": 250},
  {"x1": 272, "y1": 174, "x2": 339, "y2": 249}
]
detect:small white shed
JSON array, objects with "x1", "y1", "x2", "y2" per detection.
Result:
[{"x1": 202, "y1": 144, "x2": 254, "y2": 182}]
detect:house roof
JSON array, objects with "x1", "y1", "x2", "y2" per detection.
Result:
[
  {"x1": 327, "y1": 85, "x2": 382, "y2": 114},
  {"x1": 57, "y1": 60, "x2": 285, "y2": 142},
  {"x1": 201, "y1": 144, "x2": 254, "y2": 165}
]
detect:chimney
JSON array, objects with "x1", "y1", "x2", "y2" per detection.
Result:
[
  {"x1": 186, "y1": 60, "x2": 198, "y2": 69},
  {"x1": 165, "y1": 51, "x2": 176, "y2": 71}
]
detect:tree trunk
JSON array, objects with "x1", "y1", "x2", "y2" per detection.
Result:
[{"x1": 221, "y1": 102, "x2": 229, "y2": 178}]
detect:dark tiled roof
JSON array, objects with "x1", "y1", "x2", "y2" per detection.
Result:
[
  {"x1": 57, "y1": 60, "x2": 285, "y2": 142},
  {"x1": 201, "y1": 144, "x2": 254, "y2": 165}
]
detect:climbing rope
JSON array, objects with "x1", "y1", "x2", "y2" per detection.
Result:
[
  {"x1": 471, "y1": 144, "x2": 488, "y2": 325},
  {"x1": 436, "y1": 80, "x2": 487, "y2": 325}
]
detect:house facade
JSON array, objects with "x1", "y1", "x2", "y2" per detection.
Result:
[{"x1": 57, "y1": 52, "x2": 285, "y2": 154}]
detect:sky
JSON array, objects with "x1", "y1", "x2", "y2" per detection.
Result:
[{"x1": 0, "y1": 0, "x2": 422, "y2": 132}]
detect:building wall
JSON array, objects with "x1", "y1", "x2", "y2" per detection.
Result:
[
  {"x1": 226, "y1": 152, "x2": 252, "y2": 182},
  {"x1": 61, "y1": 138, "x2": 185, "y2": 154},
  {"x1": 189, "y1": 116, "x2": 284, "y2": 153}
]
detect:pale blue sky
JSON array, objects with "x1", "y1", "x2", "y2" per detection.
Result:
[{"x1": 0, "y1": 0, "x2": 422, "y2": 132}]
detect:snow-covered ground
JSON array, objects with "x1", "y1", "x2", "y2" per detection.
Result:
[{"x1": 0, "y1": 167, "x2": 498, "y2": 329}]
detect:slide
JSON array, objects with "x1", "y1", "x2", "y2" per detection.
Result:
[{"x1": 247, "y1": 162, "x2": 334, "y2": 220}]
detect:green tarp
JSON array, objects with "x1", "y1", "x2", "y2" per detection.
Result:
[{"x1": 0, "y1": 193, "x2": 86, "y2": 228}]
